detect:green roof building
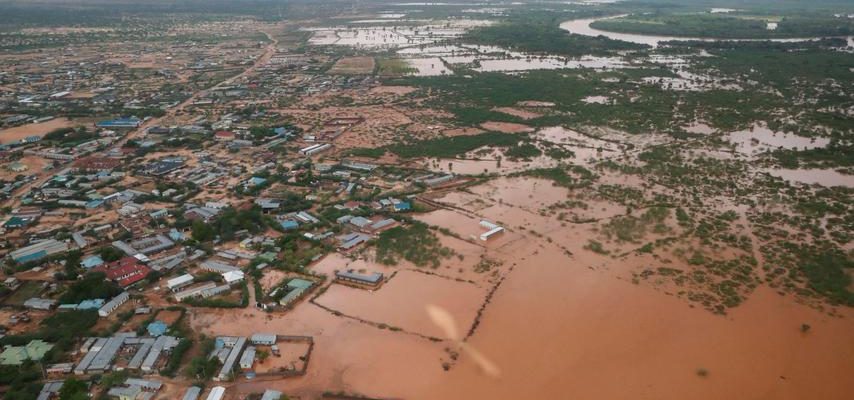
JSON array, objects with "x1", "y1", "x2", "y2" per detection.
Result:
[{"x1": 0, "y1": 340, "x2": 54, "y2": 365}]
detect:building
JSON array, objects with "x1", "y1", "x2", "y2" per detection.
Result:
[
  {"x1": 174, "y1": 282, "x2": 217, "y2": 302},
  {"x1": 81, "y1": 255, "x2": 105, "y2": 269},
  {"x1": 98, "y1": 292, "x2": 129, "y2": 317},
  {"x1": 222, "y1": 270, "x2": 245, "y2": 286},
  {"x1": 96, "y1": 118, "x2": 142, "y2": 129},
  {"x1": 337, "y1": 232, "x2": 371, "y2": 252},
  {"x1": 216, "y1": 337, "x2": 246, "y2": 381},
  {"x1": 250, "y1": 333, "x2": 277, "y2": 346},
  {"x1": 7, "y1": 161, "x2": 28, "y2": 172},
  {"x1": 336, "y1": 270, "x2": 384, "y2": 287},
  {"x1": 24, "y1": 298, "x2": 57, "y2": 310},
  {"x1": 214, "y1": 130, "x2": 235, "y2": 141},
  {"x1": 200, "y1": 260, "x2": 239, "y2": 273},
  {"x1": 0, "y1": 340, "x2": 54, "y2": 365},
  {"x1": 261, "y1": 390, "x2": 284, "y2": 400},
  {"x1": 299, "y1": 143, "x2": 332, "y2": 156},
  {"x1": 206, "y1": 386, "x2": 226, "y2": 400},
  {"x1": 239, "y1": 345, "x2": 256, "y2": 370},
  {"x1": 182, "y1": 386, "x2": 202, "y2": 400},
  {"x1": 479, "y1": 220, "x2": 505, "y2": 241},
  {"x1": 94, "y1": 257, "x2": 152, "y2": 287},
  {"x1": 167, "y1": 274, "x2": 194, "y2": 292},
  {"x1": 9, "y1": 239, "x2": 69, "y2": 263}
]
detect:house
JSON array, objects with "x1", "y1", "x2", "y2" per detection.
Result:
[
  {"x1": 96, "y1": 117, "x2": 141, "y2": 129},
  {"x1": 250, "y1": 333, "x2": 276, "y2": 346},
  {"x1": 94, "y1": 257, "x2": 152, "y2": 287},
  {"x1": 9, "y1": 239, "x2": 69, "y2": 263},
  {"x1": 214, "y1": 131, "x2": 235, "y2": 141},
  {"x1": 479, "y1": 220, "x2": 505, "y2": 241},
  {"x1": 222, "y1": 270, "x2": 245, "y2": 286},
  {"x1": 0, "y1": 340, "x2": 54, "y2": 365},
  {"x1": 239, "y1": 346, "x2": 256, "y2": 370},
  {"x1": 337, "y1": 233, "x2": 371, "y2": 252},
  {"x1": 182, "y1": 386, "x2": 202, "y2": 400},
  {"x1": 23, "y1": 298, "x2": 57, "y2": 310},
  {"x1": 167, "y1": 274, "x2": 194, "y2": 292},
  {"x1": 3, "y1": 216, "x2": 30, "y2": 229},
  {"x1": 261, "y1": 390, "x2": 284, "y2": 400},
  {"x1": 98, "y1": 292, "x2": 129, "y2": 317},
  {"x1": 206, "y1": 386, "x2": 226, "y2": 400},
  {"x1": 280, "y1": 219, "x2": 299, "y2": 230},
  {"x1": 336, "y1": 270, "x2": 384, "y2": 287}
]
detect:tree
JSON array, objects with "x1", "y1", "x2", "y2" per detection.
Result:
[
  {"x1": 191, "y1": 220, "x2": 216, "y2": 242},
  {"x1": 98, "y1": 246, "x2": 124, "y2": 262},
  {"x1": 59, "y1": 378, "x2": 88, "y2": 400},
  {"x1": 257, "y1": 350, "x2": 270, "y2": 363}
]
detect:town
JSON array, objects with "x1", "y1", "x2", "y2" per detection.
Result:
[{"x1": 1, "y1": 0, "x2": 853, "y2": 400}]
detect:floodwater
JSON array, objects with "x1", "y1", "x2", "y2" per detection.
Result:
[
  {"x1": 728, "y1": 124, "x2": 829, "y2": 156},
  {"x1": 766, "y1": 168, "x2": 854, "y2": 188},
  {"x1": 195, "y1": 173, "x2": 854, "y2": 400},
  {"x1": 472, "y1": 54, "x2": 627, "y2": 72},
  {"x1": 420, "y1": 247, "x2": 854, "y2": 400},
  {"x1": 559, "y1": 15, "x2": 848, "y2": 47},
  {"x1": 314, "y1": 269, "x2": 485, "y2": 338},
  {"x1": 404, "y1": 57, "x2": 453, "y2": 76}
]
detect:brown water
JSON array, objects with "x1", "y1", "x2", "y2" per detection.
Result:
[
  {"x1": 765, "y1": 168, "x2": 854, "y2": 188},
  {"x1": 315, "y1": 269, "x2": 485, "y2": 338}
]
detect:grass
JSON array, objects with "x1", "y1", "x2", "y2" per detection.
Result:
[
  {"x1": 1, "y1": 280, "x2": 43, "y2": 306},
  {"x1": 377, "y1": 58, "x2": 416, "y2": 76}
]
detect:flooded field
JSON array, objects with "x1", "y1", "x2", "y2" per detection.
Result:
[
  {"x1": 315, "y1": 269, "x2": 485, "y2": 338},
  {"x1": 765, "y1": 168, "x2": 854, "y2": 188},
  {"x1": 403, "y1": 57, "x2": 452, "y2": 76},
  {"x1": 728, "y1": 124, "x2": 829, "y2": 156},
  {"x1": 306, "y1": 19, "x2": 492, "y2": 49}
]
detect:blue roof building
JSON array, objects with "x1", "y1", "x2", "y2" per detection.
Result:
[
  {"x1": 82, "y1": 255, "x2": 105, "y2": 269},
  {"x1": 96, "y1": 118, "x2": 142, "y2": 128},
  {"x1": 248, "y1": 177, "x2": 267, "y2": 186},
  {"x1": 168, "y1": 228, "x2": 185, "y2": 241},
  {"x1": 393, "y1": 201, "x2": 412, "y2": 211},
  {"x1": 4, "y1": 216, "x2": 28, "y2": 229},
  {"x1": 147, "y1": 320, "x2": 168, "y2": 337},
  {"x1": 77, "y1": 299, "x2": 105, "y2": 310},
  {"x1": 280, "y1": 220, "x2": 299, "y2": 230}
]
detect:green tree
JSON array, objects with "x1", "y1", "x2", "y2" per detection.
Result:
[{"x1": 59, "y1": 377, "x2": 88, "y2": 400}]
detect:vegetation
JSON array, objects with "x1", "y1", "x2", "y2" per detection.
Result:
[
  {"x1": 376, "y1": 58, "x2": 416, "y2": 76},
  {"x1": 386, "y1": 132, "x2": 523, "y2": 159},
  {"x1": 376, "y1": 222, "x2": 455, "y2": 268},
  {"x1": 59, "y1": 272, "x2": 123, "y2": 304}
]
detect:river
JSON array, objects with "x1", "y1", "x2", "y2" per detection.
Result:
[{"x1": 560, "y1": 15, "x2": 853, "y2": 47}]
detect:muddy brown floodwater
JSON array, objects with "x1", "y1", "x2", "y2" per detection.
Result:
[
  {"x1": 418, "y1": 247, "x2": 854, "y2": 400},
  {"x1": 195, "y1": 177, "x2": 853, "y2": 400}
]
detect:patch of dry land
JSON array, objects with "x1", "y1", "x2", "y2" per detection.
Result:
[{"x1": 0, "y1": 118, "x2": 75, "y2": 144}]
